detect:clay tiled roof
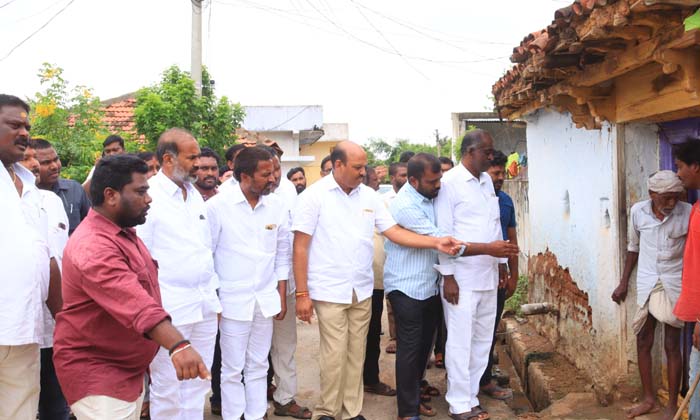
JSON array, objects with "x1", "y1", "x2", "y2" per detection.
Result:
[
  {"x1": 492, "y1": 0, "x2": 700, "y2": 128},
  {"x1": 101, "y1": 93, "x2": 142, "y2": 140}
]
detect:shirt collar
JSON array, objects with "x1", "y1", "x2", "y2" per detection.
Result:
[
  {"x1": 13, "y1": 163, "x2": 38, "y2": 189},
  {"x1": 231, "y1": 183, "x2": 269, "y2": 208},
  {"x1": 326, "y1": 173, "x2": 361, "y2": 196},
  {"x1": 402, "y1": 183, "x2": 431, "y2": 204},
  {"x1": 455, "y1": 162, "x2": 488, "y2": 184},
  {"x1": 640, "y1": 199, "x2": 684, "y2": 221},
  {"x1": 87, "y1": 208, "x2": 133, "y2": 237},
  {"x1": 153, "y1": 171, "x2": 194, "y2": 200}
]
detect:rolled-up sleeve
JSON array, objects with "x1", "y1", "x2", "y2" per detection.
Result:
[
  {"x1": 628, "y1": 208, "x2": 640, "y2": 253},
  {"x1": 78, "y1": 250, "x2": 169, "y2": 335}
]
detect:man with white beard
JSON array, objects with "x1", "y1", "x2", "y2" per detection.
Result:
[{"x1": 137, "y1": 128, "x2": 221, "y2": 420}]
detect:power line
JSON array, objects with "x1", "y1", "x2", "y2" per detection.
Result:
[
  {"x1": 267, "y1": 105, "x2": 313, "y2": 130},
  {"x1": 0, "y1": 0, "x2": 18, "y2": 9},
  {"x1": 350, "y1": 0, "x2": 427, "y2": 79},
  {"x1": 0, "y1": 0, "x2": 76, "y2": 62}
]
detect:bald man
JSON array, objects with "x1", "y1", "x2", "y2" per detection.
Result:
[
  {"x1": 136, "y1": 128, "x2": 221, "y2": 420},
  {"x1": 292, "y1": 141, "x2": 462, "y2": 420}
]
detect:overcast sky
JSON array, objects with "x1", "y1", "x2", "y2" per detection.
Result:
[{"x1": 0, "y1": 0, "x2": 567, "y2": 144}]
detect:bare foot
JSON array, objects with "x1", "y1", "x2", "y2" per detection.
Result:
[
  {"x1": 626, "y1": 399, "x2": 659, "y2": 418},
  {"x1": 661, "y1": 404, "x2": 677, "y2": 420}
]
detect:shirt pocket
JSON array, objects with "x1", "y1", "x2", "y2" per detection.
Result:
[
  {"x1": 360, "y1": 208, "x2": 375, "y2": 237},
  {"x1": 262, "y1": 225, "x2": 278, "y2": 253}
]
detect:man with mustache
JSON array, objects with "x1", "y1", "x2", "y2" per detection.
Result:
[
  {"x1": 20, "y1": 141, "x2": 71, "y2": 420},
  {"x1": 136, "y1": 129, "x2": 221, "y2": 419},
  {"x1": 293, "y1": 141, "x2": 464, "y2": 420},
  {"x1": 434, "y1": 130, "x2": 519, "y2": 420},
  {"x1": 33, "y1": 138, "x2": 90, "y2": 235},
  {"x1": 0, "y1": 94, "x2": 51, "y2": 420},
  {"x1": 206, "y1": 147, "x2": 291, "y2": 420},
  {"x1": 194, "y1": 147, "x2": 221, "y2": 201},
  {"x1": 53, "y1": 155, "x2": 210, "y2": 419},
  {"x1": 612, "y1": 170, "x2": 690, "y2": 419},
  {"x1": 287, "y1": 167, "x2": 307, "y2": 195}
]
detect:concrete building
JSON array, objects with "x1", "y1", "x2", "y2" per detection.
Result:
[
  {"x1": 493, "y1": 0, "x2": 700, "y2": 397},
  {"x1": 451, "y1": 112, "x2": 527, "y2": 158},
  {"x1": 299, "y1": 123, "x2": 348, "y2": 185},
  {"x1": 242, "y1": 105, "x2": 325, "y2": 174}
]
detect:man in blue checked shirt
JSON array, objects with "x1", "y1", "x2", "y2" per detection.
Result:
[{"x1": 384, "y1": 153, "x2": 517, "y2": 420}]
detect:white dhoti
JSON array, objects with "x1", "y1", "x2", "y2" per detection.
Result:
[
  {"x1": 271, "y1": 292, "x2": 298, "y2": 405},
  {"x1": 220, "y1": 304, "x2": 273, "y2": 420},
  {"x1": 632, "y1": 281, "x2": 683, "y2": 335},
  {"x1": 148, "y1": 313, "x2": 218, "y2": 420},
  {"x1": 442, "y1": 286, "x2": 497, "y2": 414}
]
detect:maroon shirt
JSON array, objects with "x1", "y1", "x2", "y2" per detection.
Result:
[{"x1": 53, "y1": 209, "x2": 170, "y2": 405}]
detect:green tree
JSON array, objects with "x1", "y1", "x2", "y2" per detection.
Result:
[
  {"x1": 134, "y1": 66, "x2": 245, "y2": 157},
  {"x1": 28, "y1": 63, "x2": 111, "y2": 181},
  {"x1": 364, "y1": 137, "x2": 454, "y2": 168}
]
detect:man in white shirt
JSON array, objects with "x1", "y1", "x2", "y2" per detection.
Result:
[
  {"x1": 0, "y1": 94, "x2": 50, "y2": 420},
  {"x1": 218, "y1": 144, "x2": 248, "y2": 194},
  {"x1": 20, "y1": 142, "x2": 71, "y2": 420},
  {"x1": 434, "y1": 129, "x2": 505, "y2": 420},
  {"x1": 207, "y1": 147, "x2": 290, "y2": 420},
  {"x1": 612, "y1": 170, "x2": 690, "y2": 419},
  {"x1": 260, "y1": 147, "x2": 313, "y2": 419},
  {"x1": 293, "y1": 141, "x2": 462, "y2": 420},
  {"x1": 137, "y1": 128, "x2": 221, "y2": 420}
]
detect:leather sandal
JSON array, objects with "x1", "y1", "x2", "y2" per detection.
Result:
[
  {"x1": 364, "y1": 381, "x2": 397, "y2": 396},
  {"x1": 273, "y1": 400, "x2": 312, "y2": 419},
  {"x1": 420, "y1": 402, "x2": 437, "y2": 417}
]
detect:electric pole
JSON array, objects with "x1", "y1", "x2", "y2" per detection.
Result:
[{"x1": 191, "y1": 0, "x2": 203, "y2": 96}]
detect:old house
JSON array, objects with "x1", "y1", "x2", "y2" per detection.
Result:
[{"x1": 492, "y1": 0, "x2": 700, "y2": 395}]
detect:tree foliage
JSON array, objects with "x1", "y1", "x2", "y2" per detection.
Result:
[
  {"x1": 28, "y1": 63, "x2": 113, "y2": 181},
  {"x1": 134, "y1": 66, "x2": 245, "y2": 158},
  {"x1": 364, "y1": 137, "x2": 454, "y2": 167}
]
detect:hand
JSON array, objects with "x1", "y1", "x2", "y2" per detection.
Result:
[
  {"x1": 498, "y1": 264, "x2": 508, "y2": 289},
  {"x1": 506, "y1": 275, "x2": 517, "y2": 299},
  {"x1": 274, "y1": 294, "x2": 287, "y2": 321},
  {"x1": 611, "y1": 282, "x2": 628, "y2": 304},
  {"x1": 436, "y1": 236, "x2": 464, "y2": 256},
  {"x1": 486, "y1": 240, "x2": 519, "y2": 258},
  {"x1": 296, "y1": 295, "x2": 314, "y2": 323},
  {"x1": 171, "y1": 347, "x2": 211, "y2": 381},
  {"x1": 694, "y1": 323, "x2": 700, "y2": 350},
  {"x1": 443, "y1": 275, "x2": 460, "y2": 305}
]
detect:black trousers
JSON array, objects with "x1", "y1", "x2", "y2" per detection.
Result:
[
  {"x1": 434, "y1": 299, "x2": 447, "y2": 357},
  {"x1": 389, "y1": 291, "x2": 441, "y2": 417},
  {"x1": 39, "y1": 347, "x2": 69, "y2": 420},
  {"x1": 479, "y1": 288, "x2": 507, "y2": 387},
  {"x1": 210, "y1": 331, "x2": 222, "y2": 406},
  {"x1": 363, "y1": 289, "x2": 384, "y2": 385}
]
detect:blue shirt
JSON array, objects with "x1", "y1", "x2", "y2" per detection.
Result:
[
  {"x1": 497, "y1": 189, "x2": 516, "y2": 240},
  {"x1": 384, "y1": 183, "x2": 443, "y2": 300}
]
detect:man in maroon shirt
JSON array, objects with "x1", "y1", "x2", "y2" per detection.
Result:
[{"x1": 53, "y1": 155, "x2": 210, "y2": 419}]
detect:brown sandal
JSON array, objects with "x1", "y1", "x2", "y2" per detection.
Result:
[
  {"x1": 364, "y1": 381, "x2": 397, "y2": 396},
  {"x1": 420, "y1": 402, "x2": 437, "y2": 417},
  {"x1": 273, "y1": 400, "x2": 312, "y2": 419}
]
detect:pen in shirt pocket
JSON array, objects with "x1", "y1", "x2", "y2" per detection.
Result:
[{"x1": 70, "y1": 204, "x2": 73, "y2": 214}]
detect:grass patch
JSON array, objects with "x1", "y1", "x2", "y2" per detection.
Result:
[{"x1": 505, "y1": 275, "x2": 528, "y2": 316}]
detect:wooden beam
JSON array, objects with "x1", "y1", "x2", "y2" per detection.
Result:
[
  {"x1": 568, "y1": 26, "x2": 685, "y2": 87},
  {"x1": 616, "y1": 61, "x2": 700, "y2": 122}
]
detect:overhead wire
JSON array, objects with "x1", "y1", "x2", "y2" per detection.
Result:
[
  {"x1": 349, "y1": 0, "x2": 428, "y2": 79},
  {"x1": 0, "y1": 0, "x2": 18, "y2": 9},
  {"x1": 0, "y1": 0, "x2": 76, "y2": 62}
]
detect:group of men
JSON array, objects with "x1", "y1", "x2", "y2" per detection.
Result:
[{"x1": 10, "y1": 88, "x2": 700, "y2": 420}]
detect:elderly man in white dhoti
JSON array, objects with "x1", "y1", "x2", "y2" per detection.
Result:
[{"x1": 612, "y1": 170, "x2": 690, "y2": 420}]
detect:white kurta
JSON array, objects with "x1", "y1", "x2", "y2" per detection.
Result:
[
  {"x1": 628, "y1": 199, "x2": 691, "y2": 306},
  {"x1": 433, "y1": 162, "x2": 503, "y2": 414}
]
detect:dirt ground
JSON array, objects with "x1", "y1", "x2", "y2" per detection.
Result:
[
  {"x1": 203, "y1": 312, "x2": 514, "y2": 420},
  {"x1": 201, "y1": 312, "x2": 675, "y2": 420}
]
